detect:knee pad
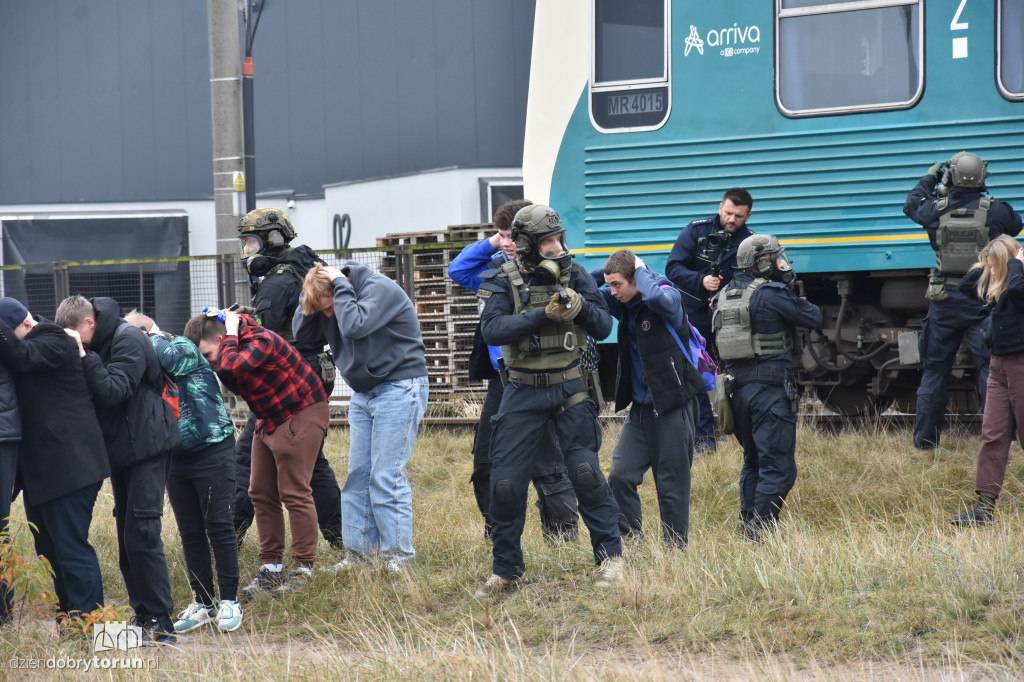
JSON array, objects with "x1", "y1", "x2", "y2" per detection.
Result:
[
  {"x1": 573, "y1": 462, "x2": 606, "y2": 506},
  {"x1": 490, "y1": 479, "x2": 520, "y2": 522}
]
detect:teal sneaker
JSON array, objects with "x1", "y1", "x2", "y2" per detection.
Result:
[
  {"x1": 216, "y1": 599, "x2": 243, "y2": 632},
  {"x1": 173, "y1": 602, "x2": 215, "y2": 633}
]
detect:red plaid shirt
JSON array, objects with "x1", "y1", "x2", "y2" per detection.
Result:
[{"x1": 215, "y1": 315, "x2": 327, "y2": 433}]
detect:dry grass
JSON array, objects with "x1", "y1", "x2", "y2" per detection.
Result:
[{"x1": 2, "y1": 420, "x2": 1023, "y2": 680}]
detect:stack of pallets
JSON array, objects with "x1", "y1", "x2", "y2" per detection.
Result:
[{"x1": 378, "y1": 224, "x2": 494, "y2": 400}]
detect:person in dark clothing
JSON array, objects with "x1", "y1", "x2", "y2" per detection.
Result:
[
  {"x1": 448, "y1": 199, "x2": 579, "y2": 542},
  {"x1": 55, "y1": 295, "x2": 179, "y2": 644},
  {"x1": 0, "y1": 298, "x2": 110, "y2": 626},
  {"x1": 950, "y1": 236, "x2": 1024, "y2": 526},
  {"x1": 473, "y1": 205, "x2": 622, "y2": 599},
  {"x1": 904, "y1": 153, "x2": 1023, "y2": 450},
  {"x1": 233, "y1": 208, "x2": 343, "y2": 550},
  {"x1": 712, "y1": 235, "x2": 821, "y2": 540},
  {"x1": 186, "y1": 310, "x2": 329, "y2": 599},
  {"x1": 592, "y1": 250, "x2": 706, "y2": 549},
  {"x1": 126, "y1": 312, "x2": 242, "y2": 634},
  {"x1": 666, "y1": 188, "x2": 756, "y2": 454},
  {"x1": 0, "y1": 300, "x2": 22, "y2": 626}
]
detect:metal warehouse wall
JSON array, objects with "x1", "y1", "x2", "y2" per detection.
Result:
[{"x1": 0, "y1": 0, "x2": 535, "y2": 204}]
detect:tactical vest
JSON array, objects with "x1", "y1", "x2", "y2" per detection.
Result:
[
  {"x1": 712, "y1": 278, "x2": 793, "y2": 361},
  {"x1": 934, "y1": 197, "x2": 991, "y2": 275},
  {"x1": 492, "y1": 260, "x2": 587, "y2": 370},
  {"x1": 258, "y1": 261, "x2": 305, "y2": 343}
]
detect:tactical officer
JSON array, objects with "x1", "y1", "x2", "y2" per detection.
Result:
[
  {"x1": 473, "y1": 205, "x2": 622, "y2": 598},
  {"x1": 233, "y1": 208, "x2": 344, "y2": 549},
  {"x1": 712, "y1": 234, "x2": 821, "y2": 540},
  {"x1": 447, "y1": 199, "x2": 579, "y2": 542},
  {"x1": 666, "y1": 188, "x2": 755, "y2": 453},
  {"x1": 904, "y1": 152, "x2": 1022, "y2": 450}
]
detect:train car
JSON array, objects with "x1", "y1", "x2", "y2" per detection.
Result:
[{"x1": 523, "y1": 0, "x2": 1024, "y2": 415}]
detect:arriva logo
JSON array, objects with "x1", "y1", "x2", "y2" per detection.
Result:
[{"x1": 684, "y1": 23, "x2": 761, "y2": 58}]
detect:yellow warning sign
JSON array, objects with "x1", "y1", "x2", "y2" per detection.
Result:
[{"x1": 233, "y1": 171, "x2": 246, "y2": 192}]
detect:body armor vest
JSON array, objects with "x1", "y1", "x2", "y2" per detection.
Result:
[
  {"x1": 712, "y1": 278, "x2": 793, "y2": 361},
  {"x1": 934, "y1": 197, "x2": 991, "y2": 275},
  {"x1": 496, "y1": 260, "x2": 587, "y2": 370}
]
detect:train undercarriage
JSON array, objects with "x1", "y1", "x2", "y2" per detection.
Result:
[{"x1": 795, "y1": 270, "x2": 984, "y2": 416}]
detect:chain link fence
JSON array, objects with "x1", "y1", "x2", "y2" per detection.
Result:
[{"x1": 0, "y1": 243, "x2": 488, "y2": 410}]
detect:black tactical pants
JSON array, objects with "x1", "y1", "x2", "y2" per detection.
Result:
[
  {"x1": 471, "y1": 377, "x2": 578, "y2": 540},
  {"x1": 730, "y1": 379, "x2": 798, "y2": 528},
  {"x1": 488, "y1": 377, "x2": 621, "y2": 580}
]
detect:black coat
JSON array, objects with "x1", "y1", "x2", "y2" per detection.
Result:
[
  {"x1": 0, "y1": 317, "x2": 109, "y2": 505},
  {"x1": 81, "y1": 297, "x2": 179, "y2": 472}
]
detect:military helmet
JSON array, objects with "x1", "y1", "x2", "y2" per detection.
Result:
[
  {"x1": 510, "y1": 204, "x2": 569, "y2": 264},
  {"x1": 946, "y1": 151, "x2": 988, "y2": 189},
  {"x1": 736, "y1": 234, "x2": 792, "y2": 280},
  {"x1": 237, "y1": 208, "x2": 297, "y2": 252}
]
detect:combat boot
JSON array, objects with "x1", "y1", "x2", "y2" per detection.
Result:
[{"x1": 951, "y1": 493, "x2": 997, "y2": 527}]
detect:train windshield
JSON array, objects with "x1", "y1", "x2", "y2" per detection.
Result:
[
  {"x1": 594, "y1": 0, "x2": 665, "y2": 84},
  {"x1": 776, "y1": 0, "x2": 922, "y2": 116},
  {"x1": 998, "y1": 0, "x2": 1024, "y2": 100}
]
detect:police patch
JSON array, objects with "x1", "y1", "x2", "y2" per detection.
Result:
[{"x1": 642, "y1": 321, "x2": 651, "y2": 331}]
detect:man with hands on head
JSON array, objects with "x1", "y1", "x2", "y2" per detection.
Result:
[{"x1": 294, "y1": 261, "x2": 428, "y2": 574}]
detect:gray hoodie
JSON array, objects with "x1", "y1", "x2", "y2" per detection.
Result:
[{"x1": 293, "y1": 261, "x2": 427, "y2": 394}]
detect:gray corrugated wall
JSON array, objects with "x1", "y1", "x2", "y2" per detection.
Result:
[{"x1": 0, "y1": 0, "x2": 535, "y2": 204}]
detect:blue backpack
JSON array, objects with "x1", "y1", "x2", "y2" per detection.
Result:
[{"x1": 668, "y1": 316, "x2": 717, "y2": 392}]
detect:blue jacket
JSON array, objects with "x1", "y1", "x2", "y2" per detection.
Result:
[
  {"x1": 448, "y1": 238, "x2": 506, "y2": 371},
  {"x1": 666, "y1": 214, "x2": 754, "y2": 333}
]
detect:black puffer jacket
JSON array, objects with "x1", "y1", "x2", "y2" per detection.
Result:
[
  {"x1": 0, "y1": 318, "x2": 109, "y2": 505},
  {"x1": 80, "y1": 297, "x2": 180, "y2": 471},
  {"x1": 0, "y1": 361, "x2": 19, "y2": 444},
  {"x1": 986, "y1": 259, "x2": 1024, "y2": 357}
]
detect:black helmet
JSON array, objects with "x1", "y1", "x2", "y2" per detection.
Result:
[
  {"x1": 945, "y1": 151, "x2": 988, "y2": 189},
  {"x1": 237, "y1": 208, "x2": 297, "y2": 276},
  {"x1": 736, "y1": 234, "x2": 794, "y2": 284},
  {"x1": 510, "y1": 204, "x2": 570, "y2": 268}
]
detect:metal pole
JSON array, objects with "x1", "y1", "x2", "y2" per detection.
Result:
[{"x1": 207, "y1": 0, "x2": 245, "y2": 307}]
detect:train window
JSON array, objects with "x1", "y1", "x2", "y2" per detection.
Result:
[
  {"x1": 776, "y1": 0, "x2": 923, "y2": 117},
  {"x1": 590, "y1": 0, "x2": 670, "y2": 132},
  {"x1": 998, "y1": 0, "x2": 1024, "y2": 100}
]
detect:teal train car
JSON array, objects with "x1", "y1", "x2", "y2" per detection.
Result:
[{"x1": 523, "y1": 0, "x2": 1024, "y2": 414}]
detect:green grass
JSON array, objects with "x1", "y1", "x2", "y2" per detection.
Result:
[{"x1": 2, "y1": 421, "x2": 1023, "y2": 680}]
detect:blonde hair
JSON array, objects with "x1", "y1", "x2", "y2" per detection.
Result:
[
  {"x1": 301, "y1": 263, "x2": 336, "y2": 315},
  {"x1": 976, "y1": 235, "x2": 1021, "y2": 303},
  {"x1": 124, "y1": 310, "x2": 155, "y2": 331},
  {"x1": 54, "y1": 294, "x2": 95, "y2": 329}
]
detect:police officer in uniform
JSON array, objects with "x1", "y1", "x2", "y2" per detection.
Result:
[
  {"x1": 473, "y1": 205, "x2": 622, "y2": 598},
  {"x1": 666, "y1": 188, "x2": 755, "y2": 453},
  {"x1": 712, "y1": 234, "x2": 821, "y2": 540},
  {"x1": 233, "y1": 208, "x2": 344, "y2": 549},
  {"x1": 904, "y1": 152, "x2": 1022, "y2": 450}
]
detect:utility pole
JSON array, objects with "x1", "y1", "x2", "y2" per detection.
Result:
[
  {"x1": 242, "y1": 0, "x2": 264, "y2": 214},
  {"x1": 207, "y1": 0, "x2": 245, "y2": 308}
]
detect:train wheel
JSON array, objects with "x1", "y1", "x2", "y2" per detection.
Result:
[{"x1": 814, "y1": 386, "x2": 877, "y2": 417}]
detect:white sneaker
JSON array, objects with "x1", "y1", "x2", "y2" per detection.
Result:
[
  {"x1": 385, "y1": 558, "x2": 411, "y2": 575},
  {"x1": 594, "y1": 557, "x2": 624, "y2": 588},
  {"x1": 216, "y1": 599, "x2": 243, "y2": 632},
  {"x1": 173, "y1": 602, "x2": 215, "y2": 633},
  {"x1": 323, "y1": 557, "x2": 361, "y2": 573}
]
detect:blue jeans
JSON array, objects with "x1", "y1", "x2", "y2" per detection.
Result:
[{"x1": 343, "y1": 376, "x2": 428, "y2": 563}]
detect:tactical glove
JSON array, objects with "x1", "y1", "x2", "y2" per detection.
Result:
[
  {"x1": 927, "y1": 162, "x2": 943, "y2": 180},
  {"x1": 545, "y1": 289, "x2": 583, "y2": 323}
]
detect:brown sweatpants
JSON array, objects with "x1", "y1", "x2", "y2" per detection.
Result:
[
  {"x1": 974, "y1": 352, "x2": 1024, "y2": 497},
  {"x1": 250, "y1": 400, "x2": 330, "y2": 567}
]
